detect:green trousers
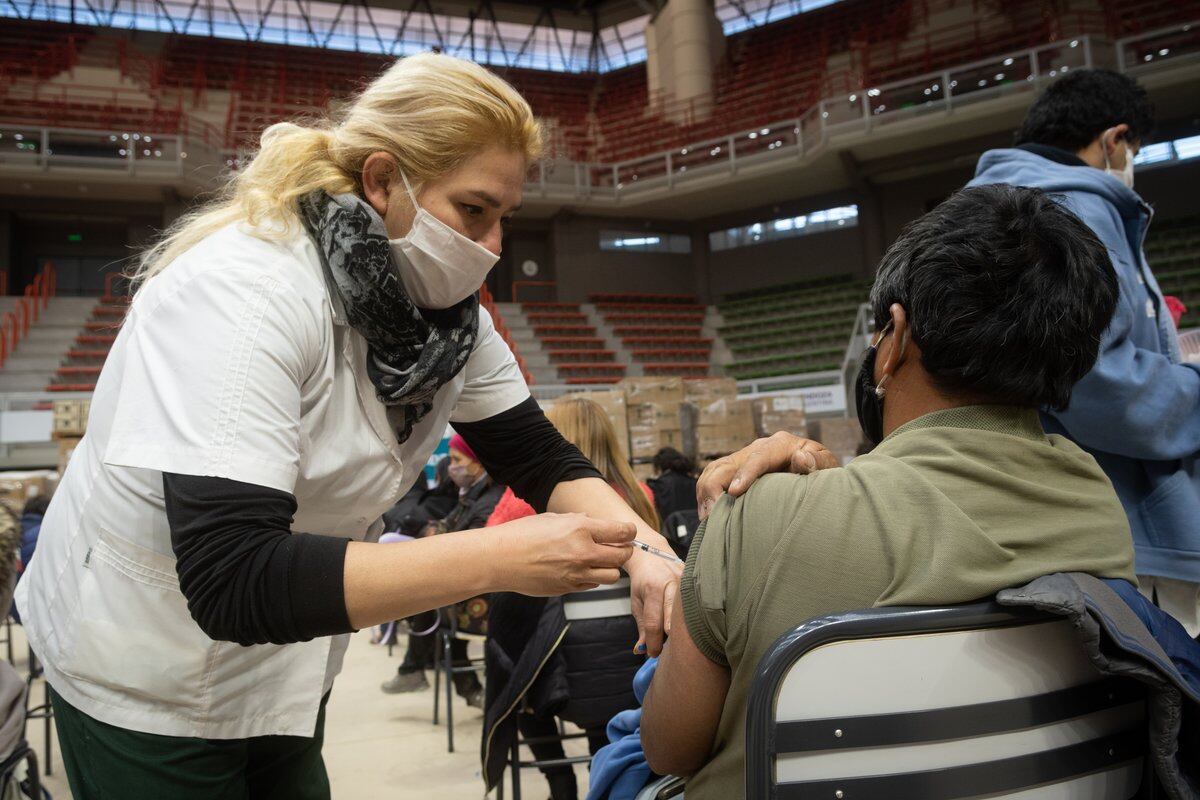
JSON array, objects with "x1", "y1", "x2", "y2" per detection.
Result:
[{"x1": 49, "y1": 687, "x2": 331, "y2": 800}]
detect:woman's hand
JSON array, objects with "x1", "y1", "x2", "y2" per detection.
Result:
[
  {"x1": 490, "y1": 512, "x2": 636, "y2": 596},
  {"x1": 628, "y1": 547, "x2": 683, "y2": 657},
  {"x1": 696, "y1": 432, "x2": 840, "y2": 520}
]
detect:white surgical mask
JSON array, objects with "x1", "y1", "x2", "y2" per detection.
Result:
[
  {"x1": 1103, "y1": 138, "x2": 1135, "y2": 190},
  {"x1": 448, "y1": 463, "x2": 476, "y2": 490},
  {"x1": 389, "y1": 171, "x2": 499, "y2": 309}
]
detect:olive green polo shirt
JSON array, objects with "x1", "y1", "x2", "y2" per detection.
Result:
[{"x1": 677, "y1": 405, "x2": 1136, "y2": 800}]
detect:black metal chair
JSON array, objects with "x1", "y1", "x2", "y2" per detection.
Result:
[
  {"x1": 431, "y1": 606, "x2": 486, "y2": 753},
  {"x1": 0, "y1": 740, "x2": 41, "y2": 800},
  {"x1": 505, "y1": 720, "x2": 591, "y2": 800},
  {"x1": 1, "y1": 616, "x2": 13, "y2": 666},
  {"x1": 745, "y1": 601, "x2": 1154, "y2": 800},
  {"x1": 504, "y1": 578, "x2": 637, "y2": 800},
  {"x1": 22, "y1": 647, "x2": 52, "y2": 779}
]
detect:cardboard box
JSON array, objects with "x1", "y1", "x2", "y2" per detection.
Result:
[
  {"x1": 683, "y1": 377, "x2": 738, "y2": 405},
  {"x1": 692, "y1": 397, "x2": 754, "y2": 428},
  {"x1": 695, "y1": 426, "x2": 756, "y2": 457},
  {"x1": 628, "y1": 401, "x2": 682, "y2": 431},
  {"x1": 632, "y1": 462, "x2": 656, "y2": 483},
  {"x1": 0, "y1": 471, "x2": 51, "y2": 510},
  {"x1": 753, "y1": 394, "x2": 808, "y2": 438},
  {"x1": 683, "y1": 397, "x2": 755, "y2": 457},
  {"x1": 810, "y1": 417, "x2": 864, "y2": 464},
  {"x1": 52, "y1": 399, "x2": 91, "y2": 438},
  {"x1": 556, "y1": 390, "x2": 630, "y2": 460},
  {"x1": 618, "y1": 377, "x2": 685, "y2": 407},
  {"x1": 630, "y1": 428, "x2": 684, "y2": 460}
]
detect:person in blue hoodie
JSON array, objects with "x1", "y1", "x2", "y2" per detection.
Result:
[{"x1": 968, "y1": 68, "x2": 1200, "y2": 635}]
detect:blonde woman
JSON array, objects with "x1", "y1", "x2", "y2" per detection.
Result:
[
  {"x1": 483, "y1": 398, "x2": 659, "y2": 800},
  {"x1": 487, "y1": 398, "x2": 659, "y2": 530},
  {"x1": 15, "y1": 53, "x2": 682, "y2": 799}
]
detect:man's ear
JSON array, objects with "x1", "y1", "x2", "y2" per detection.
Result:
[
  {"x1": 1103, "y1": 123, "x2": 1131, "y2": 155},
  {"x1": 878, "y1": 303, "x2": 910, "y2": 380}
]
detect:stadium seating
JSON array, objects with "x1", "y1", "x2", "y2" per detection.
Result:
[
  {"x1": 0, "y1": 20, "x2": 91, "y2": 85},
  {"x1": 715, "y1": 215, "x2": 1200, "y2": 384},
  {"x1": 8, "y1": 0, "x2": 1191, "y2": 163},
  {"x1": 499, "y1": 293, "x2": 715, "y2": 384},
  {"x1": 1102, "y1": 0, "x2": 1192, "y2": 37},
  {"x1": 1148, "y1": 214, "x2": 1200, "y2": 327},
  {"x1": 718, "y1": 275, "x2": 870, "y2": 380},
  {"x1": 591, "y1": 293, "x2": 714, "y2": 379}
]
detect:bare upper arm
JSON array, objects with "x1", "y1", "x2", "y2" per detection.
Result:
[{"x1": 642, "y1": 597, "x2": 731, "y2": 777}]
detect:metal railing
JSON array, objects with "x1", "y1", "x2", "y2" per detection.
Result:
[
  {"x1": 522, "y1": 22, "x2": 1198, "y2": 202},
  {"x1": 2, "y1": 21, "x2": 1196, "y2": 197},
  {"x1": 525, "y1": 35, "x2": 1098, "y2": 200},
  {"x1": 1, "y1": 263, "x2": 57, "y2": 370}
]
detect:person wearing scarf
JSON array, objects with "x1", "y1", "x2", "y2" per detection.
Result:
[{"x1": 16, "y1": 53, "x2": 791, "y2": 800}]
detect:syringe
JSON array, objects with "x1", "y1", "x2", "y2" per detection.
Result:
[{"x1": 632, "y1": 539, "x2": 684, "y2": 565}]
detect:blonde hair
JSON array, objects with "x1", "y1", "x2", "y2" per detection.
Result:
[
  {"x1": 547, "y1": 398, "x2": 660, "y2": 530},
  {"x1": 134, "y1": 52, "x2": 543, "y2": 285}
]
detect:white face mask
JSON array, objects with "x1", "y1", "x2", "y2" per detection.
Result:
[
  {"x1": 388, "y1": 171, "x2": 499, "y2": 309},
  {"x1": 1103, "y1": 138, "x2": 1135, "y2": 190}
]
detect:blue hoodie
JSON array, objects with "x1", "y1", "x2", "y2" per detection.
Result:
[{"x1": 969, "y1": 148, "x2": 1200, "y2": 583}]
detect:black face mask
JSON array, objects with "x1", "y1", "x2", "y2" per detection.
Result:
[
  {"x1": 855, "y1": 322, "x2": 894, "y2": 446},
  {"x1": 855, "y1": 343, "x2": 885, "y2": 446}
]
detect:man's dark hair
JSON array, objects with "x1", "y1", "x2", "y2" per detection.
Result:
[
  {"x1": 22, "y1": 495, "x2": 49, "y2": 517},
  {"x1": 653, "y1": 447, "x2": 693, "y2": 475},
  {"x1": 1015, "y1": 68, "x2": 1154, "y2": 152},
  {"x1": 870, "y1": 184, "x2": 1117, "y2": 411}
]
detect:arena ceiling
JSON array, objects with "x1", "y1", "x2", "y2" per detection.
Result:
[{"x1": 3, "y1": 0, "x2": 840, "y2": 71}]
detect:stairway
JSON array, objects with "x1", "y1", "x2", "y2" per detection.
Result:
[
  {"x1": 0, "y1": 298, "x2": 97, "y2": 393},
  {"x1": 589, "y1": 294, "x2": 718, "y2": 379},
  {"x1": 498, "y1": 294, "x2": 724, "y2": 386},
  {"x1": 498, "y1": 302, "x2": 625, "y2": 385},
  {"x1": 44, "y1": 295, "x2": 128, "y2": 392}
]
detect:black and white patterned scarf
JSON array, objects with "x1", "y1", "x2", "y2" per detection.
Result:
[{"x1": 298, "y1": 191, "x2": 478, "y2": 444}]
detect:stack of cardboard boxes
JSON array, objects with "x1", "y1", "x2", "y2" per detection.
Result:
[
  {"x1": 808, "y1": 417, "x2": 864, "y2": 466},
  {"x1": 552, "y1": 378, "x2": 857, "y2": 478},
  {"x1": 622, "y1": 377, "x2": 686, "y2": 467},
  {"x1": 53, "y1": 398, "x2": 90, "y2": 475},
  {"x1": 752, "y1": 394, "x2": 808, "y2": 439},
  {"x1": 0, "y1": 472, "x2": 50, "y2": 509},
  {"x1": 684, "y1": 379, "x2": 756, "y2": 459}
]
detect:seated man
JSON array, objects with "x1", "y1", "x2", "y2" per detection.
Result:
[{"x1": 642, "y1": 184, "x2": 1138, "y2": 799}]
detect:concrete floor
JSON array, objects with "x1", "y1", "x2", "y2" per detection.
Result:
[{"x1": 11, "y1": 624, "x2": 594, "y2": 799}]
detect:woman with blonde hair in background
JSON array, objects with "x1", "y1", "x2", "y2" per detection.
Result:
[
  {"x1": 487, "y1": 398, "x2": 658, "y2": 530},
  {"x1": 483, "y1": 398, "x2": 659, "y2": 800},
  {"x1": 15, "y1": 52, "x2": 686, "y2": 799}
]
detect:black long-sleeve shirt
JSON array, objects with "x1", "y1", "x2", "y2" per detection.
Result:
[{"x1": 164, "y1": 397, "x2": 601, "y2": 646}]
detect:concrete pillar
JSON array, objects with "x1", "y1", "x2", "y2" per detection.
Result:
[
  {"x1": 645, "y1": 0, "x2": 722, "y2": 124},
  {"x1": 671, "y1": 0, "x2": 715, "y2": 123}
]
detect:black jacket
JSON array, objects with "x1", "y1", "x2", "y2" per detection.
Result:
[
  {"x1": 481, "y1": 592, "x2": 642, "y2": 791},
  {"x1": 646, "y1": 470, "x2": 697, "y2": 522},
  {"x1": 443, "y1": 477, "x2": 505, "y2": 533},
  {"x1": 386, "y1": 476, "x2": 459, "y2": 536}
]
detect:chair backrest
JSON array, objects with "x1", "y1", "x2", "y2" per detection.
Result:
[
  {"x1": 563, "y1": 577, "x2": 632, "y2": 621},
  {"x1": 662, "y1": 510, "x2": 699, "y2": 559},
  {"x1": 746, "y1": 602, "x2": 1150, "y2": 800}
]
